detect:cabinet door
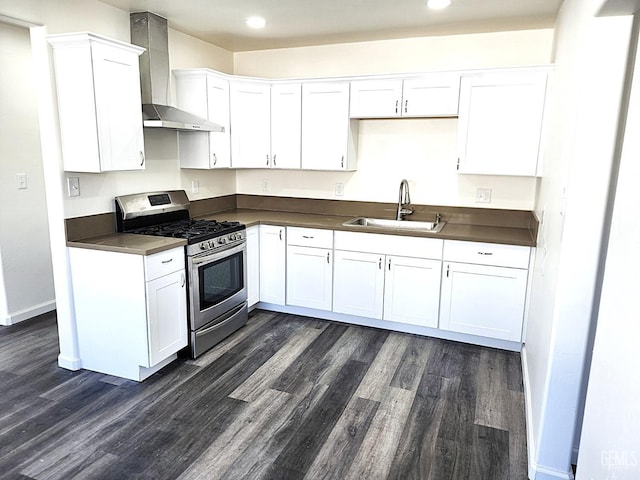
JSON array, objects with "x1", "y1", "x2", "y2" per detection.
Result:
[
  {"x1": 349, "y1": 79, "x2": 403, "y2": 118},
  {"x1": 246, "y1": 226, "x2": 260, "y2": 307},
  {"x1": 301, "y1": 82, "x2": 354, "y2": 171},
  {"x1": 230, "y1": 81, "x2": 271, "y2": 168},
  {"x1": 383, "y1": 256, "x2": 441, "y2": 328},
  {"x1": 439, "y1": 262, "x2": 528, "y2": 342},
  {"x1": 271, "y1": 83, "x2": 302, "y2": 169},
  {"x1": 286, "y1": 246, "x2": 332, "y2": 311},
  {"x1": 259, "y1": 225, "x2": 286, "y2": 305},
  {"x1": 145, "y1": 269, "x2": 188, "y2": 367},
  {"x1": 457, "y1": 71, "x2": 548, "y2": 176},
  {"x1": 206, "y1": 75, "x2": 232, "y2": 168},
  {"x1": 91, "y1": 42, "x2": 145, "y2": 171},
  {"x1": 176, "y1": 73, "x2": 231, "y2": 169},
  {"x1": 333, "y1": 250, "x2": 385, "y2": 319},
  {"x1": 402, "y1": 73, "x2": 460, "y2": 117}
]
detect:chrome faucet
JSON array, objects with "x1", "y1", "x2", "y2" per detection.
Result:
[{"x1": 396, "y1": 179, "x2": 414, "y2": 220}]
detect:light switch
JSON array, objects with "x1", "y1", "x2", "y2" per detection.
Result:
[
  {"x1": 16, "y1": 174, "x2": 27, "y2": 190},
  {"x1": 67, "y1": 177, "x2": 80, "y2": 197}
]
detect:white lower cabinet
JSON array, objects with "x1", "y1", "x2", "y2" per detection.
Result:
[
  {"x1": 286, "y1": 227, "x2": 333, "y2": 311},
  {"x1": 287, "y1": 245, "x2": 333, "y2": 310},
  {"x1": 332, "y1": 232, "x2": 443, "y2": 326},
  {"x1": 383, "y1": 256, "x2": 441, "y2": 328},
  {"x1": 259, "y1": 225, "x2": 286, "y2": 305},
  {"x1": 333, "y1": 250, "x2": 385, "y2": 318},
  {"x1": 439, "y1": 241, "x2": 530, "y2": 342},
  {"x1": 246, "y1": 226, "x2": 260, "y2": 308},
  {"x1": 69, "y1": 246, "x2": 187, "y2": 381}
]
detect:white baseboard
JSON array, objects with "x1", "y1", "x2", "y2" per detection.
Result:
[
  {"x1": 1, "y1": 300, "x2": 56, "y2": 326},
  {"x1": 257, "y1": 302, "x2": 522, "y2": 352},
  {"x1": 521, "y1": 345, "x2": 575, "y2": 480},
  {"x1": 58, "y1": 352, "x2": 82, "y2": 370}
]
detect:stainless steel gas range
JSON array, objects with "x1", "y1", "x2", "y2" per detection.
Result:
[{"x1": 115, "y1": 190, "x2": 248, "y2": 358}]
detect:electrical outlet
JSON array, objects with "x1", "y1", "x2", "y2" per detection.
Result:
[
  {"x1": 262, "y1": 179, "x2": 270, "y2": 192},
  {"x1": 475, "y1": 188, "x2": 492, "y2": 203},
  {"x1": 67, "y1": 177, "x2": 80, "y2": 197},
  {"x1": 191, "y1": 180, "x2": 199, "y2": 194},
  {"x1": 16, "y1": 174, "x2": 27, "y2": 190},
  {"x1": 335, "y1": 183, "x2": 344, "y2": 196}
]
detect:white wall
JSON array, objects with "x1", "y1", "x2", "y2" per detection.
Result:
[
  {"x1": 0, "y1": 20, "x2": 55, "y2": 325},
  {"x1": 233, "y1": 29, "x2": 553, "y2": 210},
  {"x1": 523, "y1": 0, "x2": 633, "y2": 477},
  {"x1": 577, "y1": 10, "x2": 640, "y2": 476}
]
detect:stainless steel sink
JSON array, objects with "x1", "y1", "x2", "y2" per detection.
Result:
[{"x1": 342, "y1": 217, "x2": 446, "y2": 233}]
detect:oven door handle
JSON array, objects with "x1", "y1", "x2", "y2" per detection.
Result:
[
  {"x1": 196, "y1": 302, "x2": 246, "y2": 337},
  {"x1": 191, "y1": 241, "x2": 246, "y2": 265}
]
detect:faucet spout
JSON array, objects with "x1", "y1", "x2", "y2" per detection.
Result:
[{"x1": 396, "y1": 179, "x2": 413, "y2": 221}]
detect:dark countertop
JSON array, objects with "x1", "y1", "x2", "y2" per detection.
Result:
[
  {"x1": 66, "y1": 233, "x2": 187, "y2": 255},
  {"x1": 65, "y1": 203, "x2": 536, "y2": 255},
  {"x1": 199, "y1": 209, "x2": 537, "y2": 247}
]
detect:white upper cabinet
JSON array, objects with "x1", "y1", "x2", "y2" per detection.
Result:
[
  {"x1": 301, "y1": 82, "x2": 358, "y2": 171},
  {"x1": 175, "y1": 70, "x2": 231, "y2": 169},
  {"x1": 48, "y1": 33, "x2": 145, "y2": 172},
  {"x1": 230, "y1": 80, "x2": 272, "y2": 168},
  {"x1": 457, "y1": 69, "x2": 550, "y2": 176},
  {"x1": 349, "y1": 79, "x2": 403, "y2": 118},
  {"x1": 271, "y1": 83, "x2": 302, "y2": 169},
  {"x1": 349, "y1": 73, "x2": 460, "y2": 118}
]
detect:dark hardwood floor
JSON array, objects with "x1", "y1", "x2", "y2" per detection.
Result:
[{"x1": 0, "y1": 310, "x2": 528, "y2": 479}]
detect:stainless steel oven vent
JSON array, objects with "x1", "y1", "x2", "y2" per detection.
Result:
[{"x1": 130, "y1": 11, "x2": 224, "y2": 132}]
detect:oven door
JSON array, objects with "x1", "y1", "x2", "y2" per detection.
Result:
[{"x1": 188, "y1": 241, "x2": 247, "y2": 331}]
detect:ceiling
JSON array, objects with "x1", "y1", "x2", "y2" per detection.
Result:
[{"x1": 100, "y1": 0, "x2": 563, "y2": 52}]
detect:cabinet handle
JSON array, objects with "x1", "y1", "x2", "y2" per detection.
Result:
[
  {"x1": 341, "y1": 156, "x2": 344, "y2": 168},
  {"x1": 181, "y1": 273, "x2": 185, "y2": 287},
  {"x1": 266, "y1": 154, "x2": 269, "y2": 166},
  {"x1": 379, "y1": 258, "x2": 382, "y2": 269},
  {"x1": 279, "y1": 229, "x2": 282, "y2": 241},
  {"x1": 273, "y1": 154, "x2": 277, "y2": 166},
  {"x1": 388, "y1": 258, "x2": 391, "y2": 271},
  {"x1": 477, "y1": 252, "x2": 493, "y2": 256},
  {"x1": 404, "y1": 99, "x2": 408, "y2": 113},
  {"x1": 302, "y1": 235, "x2": 314, "y2": 239},
  {"x1": 213, "y1": 153, "x2": 217, "y2": 166},
  {"x1": 446, "y1": 264, "x2": 450, "y2": 277},
  {"x1": 161, "y1": 258, "x2": 173, "y2": 264},
  {"x1": 456, "y1": 158, "x2": 460, "y2": 171},
  {"x1": 139, "y1": 151, "x2": 145, "y2": 167},
  {"x1": 395, "y1": 100, "x2": 399, "y2": 114},
  {"x1": 327, "y1": 252, "x2": 330, "y2": 264}
]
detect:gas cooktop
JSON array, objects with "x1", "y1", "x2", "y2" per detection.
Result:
[
  {"x1": 114, "y1": 190, "x2": 246, "y2": 248},
  {"x1": 128, "y1": 219, "x2": 244, "y2": 243}
]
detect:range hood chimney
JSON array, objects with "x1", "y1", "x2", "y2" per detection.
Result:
[{"x1": 130, "y1": 12, "x2": 223, "y2": 132}]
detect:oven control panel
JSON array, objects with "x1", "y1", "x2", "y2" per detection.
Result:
[{"x1": 198, "y1": 231, "x2": 244, "y2": 253}]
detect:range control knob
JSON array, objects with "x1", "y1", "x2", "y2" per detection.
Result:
[
  {"x1": 218, "y1": 237, "x2": 227, "y2": 245},
  {"x1": 230, "y1": 233, "x2": 237, "y2": 241}
]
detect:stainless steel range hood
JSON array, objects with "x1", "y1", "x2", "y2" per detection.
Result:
[{"x1": 130, "y1": 12, "x2": 224, "y2": 132}]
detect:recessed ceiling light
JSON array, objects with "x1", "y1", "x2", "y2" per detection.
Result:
[
  {"x1": 245, "y1": 16, "x2": 266, "y2": 29},
  {"x1": 427, "y1": 0, "x2": 452, "y2": 10}
]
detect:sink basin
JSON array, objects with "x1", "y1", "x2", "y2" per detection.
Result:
[{"x1": 342, "y1": 217, "x2": 446, "y2": 233}]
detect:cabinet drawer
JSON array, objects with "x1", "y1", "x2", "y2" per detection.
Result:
[
  {"x1": 443, "y1": 240, "x2": 530, "y2": 269},
  {"x1": 287, "y1": 227, "x2": 333, "y2": 248},
  {"x1": 335, "y1": 231, "x2": 443, "y2": 259},
  {"x1": 145, "y1": 247, "x2": 185, "y2": 280}
]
